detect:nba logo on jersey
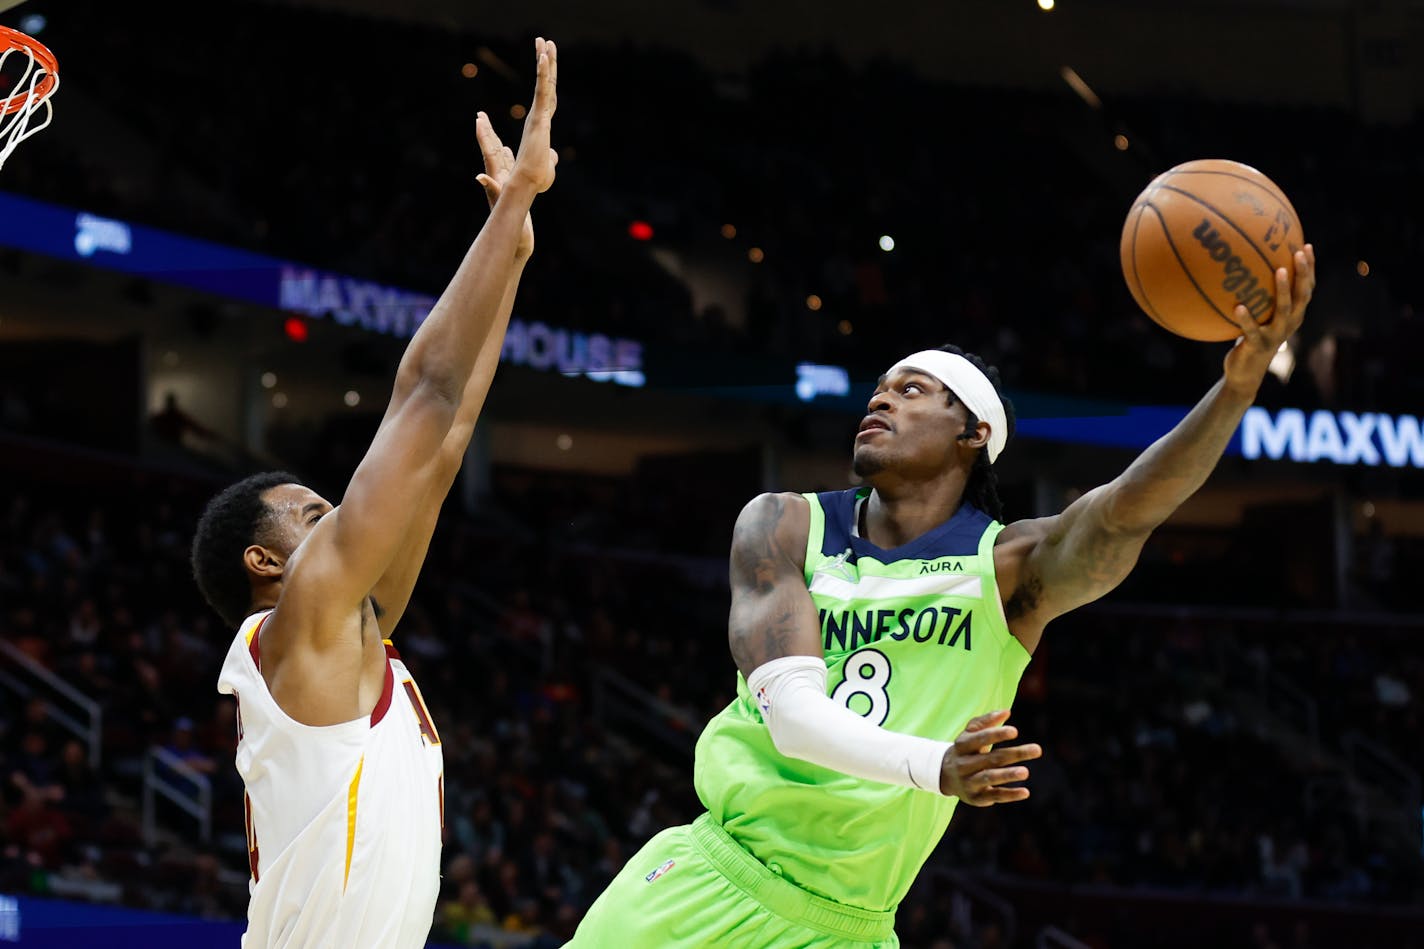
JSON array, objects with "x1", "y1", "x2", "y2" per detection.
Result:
[
  {"x1": 755, "y1": 686, "x2": 771, "y2": 718},
  {"x1": 644, "y1": 859, "x2": 675, "y2": 883}
]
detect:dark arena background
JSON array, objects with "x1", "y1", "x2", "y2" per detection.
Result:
[{"x1": 1, "y1": 0, "x2": 1423, "y2": 946}]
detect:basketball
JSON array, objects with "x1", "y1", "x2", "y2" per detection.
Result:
[{"x1": 1119, "y1": 159, "x2": 1305, "y2": 342}]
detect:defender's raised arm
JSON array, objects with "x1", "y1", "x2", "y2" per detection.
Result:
[
  {"x1": 368, "y1": 109, "x2": 547, "y2": 636},
  {"x1": 284, "y1": 40, "x2": 557, "y2": 630}
]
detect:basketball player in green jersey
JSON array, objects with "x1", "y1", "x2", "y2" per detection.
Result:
[{"x1": 569, "y1": 247, "x2": 1316, "y2": 947}]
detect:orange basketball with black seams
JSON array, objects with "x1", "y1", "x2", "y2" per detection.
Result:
[{"x1": 1119, "y1": 159, "x2": 1305, "y2": 342}]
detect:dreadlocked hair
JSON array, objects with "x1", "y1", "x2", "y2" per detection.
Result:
[
  {"x1": 936, "y1": 343, "x2": 1015, "y2": 523},
  {"x1": 191, "y1": 471, "x2": 303, "y2": 629}
]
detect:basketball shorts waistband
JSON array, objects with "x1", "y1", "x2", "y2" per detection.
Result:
[{"x1": 689, "y1": 813, "x2": 896, "y2": 942}]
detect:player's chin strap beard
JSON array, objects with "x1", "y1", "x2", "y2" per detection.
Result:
[{"x1": 856, "y1": 429, "x2": 979, "y2": 537}]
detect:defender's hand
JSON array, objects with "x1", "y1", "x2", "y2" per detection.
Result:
[
  {"x1": 939, "y1": 709, "x2": 1042, "y2": 805},
  {"x1": 1223, "y1": 243, "x2": 1315, "y2": 395},
  {"x1": 475, "y1": 112, "x2": 534, "y2": 260},
  {"x1": 509, "y1": 37, "x2": 558, "y2": 195}
]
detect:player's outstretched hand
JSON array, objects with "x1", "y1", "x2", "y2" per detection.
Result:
[
  {"x1": 1223, "y1": 243, "x2": 1315, "y2": 394},
  {"x1": 509, "y1": 37, "x2": 558, "y2": 195},
  {"x1": 475, "y1": 112, "x2": 534, "y2": 260},
  {"x1": 939, "y1": 709, "x2": 1042, "y2": 805}
]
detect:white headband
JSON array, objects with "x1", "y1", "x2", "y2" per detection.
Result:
[{"x1": 888, "y1": 350, "x2": 1008, "y2": 463}]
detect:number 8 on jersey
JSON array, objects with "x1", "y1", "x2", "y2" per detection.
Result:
[{"x1": 831, "y1": 647, "x2": 892, "y2": 726}]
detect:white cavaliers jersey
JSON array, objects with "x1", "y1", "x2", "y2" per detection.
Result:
[{"x1": 217, "y1": 609, "x2": 445, "y2": 948}]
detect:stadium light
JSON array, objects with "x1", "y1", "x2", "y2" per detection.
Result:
[{"x1": 1061, "y1": 67, "x2": 1102, "y2": 110}]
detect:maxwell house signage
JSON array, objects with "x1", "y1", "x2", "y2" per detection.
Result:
[{"x1": 1240, "y1": 407, "x2": 1424, "y2": 468}]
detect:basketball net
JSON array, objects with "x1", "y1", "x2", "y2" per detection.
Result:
[{"x1": 0, "y1": 25, "x2": 58, "y2": 171}]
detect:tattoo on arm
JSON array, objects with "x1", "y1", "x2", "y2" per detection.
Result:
[
  {"x1": 1018, "y1": 500, "x2": 1152, "y2": 623},
  {"x1": 1077, "y1": 525, "x2": 1145, "y2": 591},
  {"x1": 727, "y1": 495, "x2": 811, "y2": 676},
  {"x1": 730, "y1": 495, "x2": 785, "y2": 597},
  {"x1": 1004, "y1": 573, "x2": 1041, "y2": 623}
]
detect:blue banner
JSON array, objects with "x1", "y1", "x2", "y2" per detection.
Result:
[
  {"x1": 0, "y1": 894, "x2": 461, "y2": 948},
  {"x1": 0, "y1": 192, "x2": 282, "y2": 306},
  {"x1": 1016, "y1": 405, "x2": 1214, "y2": 453},
  {"x1": 0, "y1": 191, "x2": 645, "y2": 385}
]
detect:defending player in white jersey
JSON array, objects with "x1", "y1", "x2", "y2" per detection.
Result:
[{"x1": 190, "y1": 39, "x2": 559, "y2": 949}]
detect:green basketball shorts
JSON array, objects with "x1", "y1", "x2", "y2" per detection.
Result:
[{"x1": 565, "y1": 813, "x2": 898, "y2": 948}]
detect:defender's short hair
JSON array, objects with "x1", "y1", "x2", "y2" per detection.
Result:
[{"x1": 191, "y1": 471, "x2": 302, "y2": 628}]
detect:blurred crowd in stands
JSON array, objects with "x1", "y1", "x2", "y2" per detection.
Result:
[
  {"x1": 9, "y1": 0, "x2": 1424, "y2": 416},
  {"x1": 0, "y1": 462, "x2": 1419, "y2": 947}
]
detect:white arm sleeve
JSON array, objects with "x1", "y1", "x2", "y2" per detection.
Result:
[{"x1": 746, "y1": 655, "x2": 950, "y2": 794}]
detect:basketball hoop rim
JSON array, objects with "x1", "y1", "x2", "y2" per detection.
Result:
[{"x1": 0, "y1": 24, "x2": 58, "y2": 116}]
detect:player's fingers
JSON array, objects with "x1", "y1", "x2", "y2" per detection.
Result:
[
  {"x1": 1226, "y1": 303, "x2": 1251, "y2": 331},
  {"x1": 962, "y1": 710, "x2": 1011, "y2": 733},
  {"x1": 985, "y1": 743, "x2": 1042, "y2": 768},
  {"x1": 1228, "y1": 302, "x2": 1267, "y2": 348},
  {"x1": 957, "y1": 741, "x2": 1040, "y2": 777},
  {"x1": 955, "y1": 724, "x2": 1016, "y2": 755},
  {"x1": 531, "y1": 38, "x2": 548, "y2": 107},
  {"x1": 976, "y1": 785, "x2": 1031, "y2": 805},
  {"x1": 1292, "y1": 248, "x2": 1315, "y2": 310},
  {"x1": 530, "y1": 38, "x2": 556, "y2": 119},
  {"x1": 973, "y1": 765, "x2": 1031, "y2": 789},
  {"x1": 1272, "y1": 265, "x2": 1292, "y2": 323},
  {"x1": 477, "y1": 127, "x2": 507, "y2": 179},
  {"x1": 476, "y1": 173, "x2": 502, "y2": 207},
  {"x1": 475, "y1": 112, "x2": 503, "y2": 165}
]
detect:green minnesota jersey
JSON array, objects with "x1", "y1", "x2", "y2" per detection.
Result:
[{"x1": 693, "y1": 487, "x2": 1032, "y2": 913}]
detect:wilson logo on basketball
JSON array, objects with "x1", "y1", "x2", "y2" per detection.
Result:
[{"x1": 1191, "y1": 219, "x2": 1273, "y2": 320}]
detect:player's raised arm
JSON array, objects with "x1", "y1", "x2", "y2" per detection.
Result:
[
  {"x1": 730, "y1": 493, "x2": 1041, "y2": 803},
  {"x1": 999, "y1": 245, "x2": 1316, "y2": 651},
  {"x1": 279, "y1": 39, "x2": 558, "y2": 635},
  {"x1": 367, "y1": 112, "x2": 544, "y2": 636}
]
